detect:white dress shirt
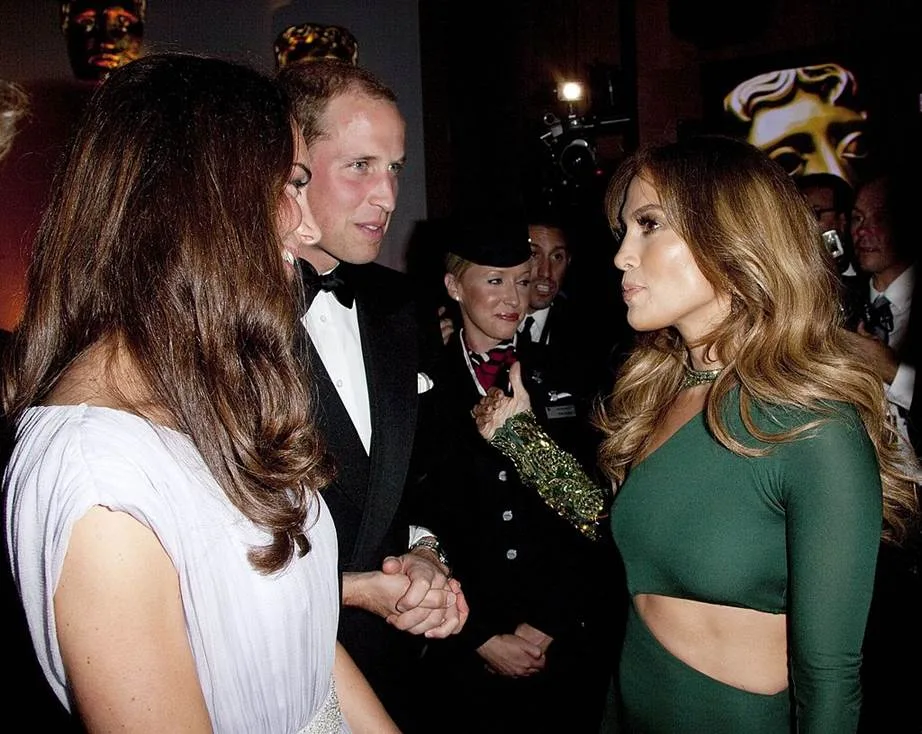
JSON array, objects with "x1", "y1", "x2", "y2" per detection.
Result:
[
  {"x1": 520, "y1": 306, "x2": 550, "y2": 344},
  {"x1": 302, "y1": 289, "x2": 372, "y2": 454},
  {"x1": 869, "y1": 265, "x2": 915, "y2": 446},
  {"x1": 869, "y1": 265, "x2": 915, "y2": 414}
]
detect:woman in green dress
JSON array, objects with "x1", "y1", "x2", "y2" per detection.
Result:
[{"x1": 476, "y1": 134, "x2": 919, "y2": 732}]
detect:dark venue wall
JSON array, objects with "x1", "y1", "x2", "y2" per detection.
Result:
[
  {"x1": 0, "y1": 0, "x2": 426, "y2": 330},
  {"x1": 415, "y1": 0, "x2": 919, "y2": 377},
  {"x1": 416, "y1": 0, "x2": 636, "y2": 365},
  {"x1": 3, "y1": 0, "x2": 918, "y2": 333}
]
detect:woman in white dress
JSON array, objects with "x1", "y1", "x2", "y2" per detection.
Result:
[{"x1": 2, "y1": 52, "x2": 398, "y2": 733}]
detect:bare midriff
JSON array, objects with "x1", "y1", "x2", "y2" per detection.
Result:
[{"x1": 635, "y1": 593, "x2": 788, "y2": 695}]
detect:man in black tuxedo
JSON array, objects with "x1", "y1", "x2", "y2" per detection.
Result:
[
  {"x1": 278, "y1": 59, "x2": 467, "y2": 732},
  {"x1": 849, "y1": 171, "x2": 916, "y2": 446}
]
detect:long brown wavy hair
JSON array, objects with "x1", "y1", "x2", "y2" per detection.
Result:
[
  {"x1": 596, "y1": 135, "x2": 919, "y2": 545},
  {"x1": 1, "y1": 53, "x2": 332, "y2": 573}
]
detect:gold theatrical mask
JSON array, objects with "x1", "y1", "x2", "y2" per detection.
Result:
[
  {"x1": 724, "y1": 63, "x2": 869, "y2": 188},
  {"x1": 274, "y1": 23, "x2": 358, "y2": 69},
  {"x1": 61, "y1": 1, "x2": 146, "y2": 82}
]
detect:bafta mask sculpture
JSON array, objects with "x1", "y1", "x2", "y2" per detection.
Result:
[
  {"x1": 274, "y1": 23, "x2": 359, "y2": 69},
  {"x1": 724, "y1": 63, "x2": 869, "y2": 188},
  {"x1": 60, "y1": 1, "x2": 146, "y2": 82}
]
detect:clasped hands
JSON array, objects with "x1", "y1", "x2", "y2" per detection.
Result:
[
  {"x1": 472, "y1": 361, "x2": 532, "y2": 441},
  {"x1": 346, "y1": 551, "x2": 468, "y2": 638},
  {"x1": 477, "y1": 623, "x2": 553, "y2": 678}
]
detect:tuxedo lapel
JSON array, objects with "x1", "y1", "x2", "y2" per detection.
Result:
[{"x1": 345, "y1": 264, "x2": 419, "y2": 569}]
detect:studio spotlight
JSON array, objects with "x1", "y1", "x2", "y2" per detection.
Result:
[{"x1": 557, "y1": 81, "x2": 584, "y2": 103}]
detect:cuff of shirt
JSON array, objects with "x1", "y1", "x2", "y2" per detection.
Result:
[
  {"x1": 887, "y1": 363, "x2": 915, "y2": 412},
  {"x1": 407, "y1": 525, "x2": 436, "y2": 548}
]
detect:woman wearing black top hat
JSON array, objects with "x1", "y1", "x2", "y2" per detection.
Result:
[{"x1": 411, "y1": 210, "x2": 622, "y2": 733}]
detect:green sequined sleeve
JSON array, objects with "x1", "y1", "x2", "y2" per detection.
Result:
[{"x1": 489, "y1": 411, "x2": 608, "y2": 540}]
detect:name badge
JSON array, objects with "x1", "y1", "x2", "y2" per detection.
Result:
[{"x1": 546, "y1": 404, "x2": 577, "y2": 420}]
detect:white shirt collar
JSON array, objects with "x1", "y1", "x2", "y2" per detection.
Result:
[{"x1": 871, "y1": 264, "x2": 915, "y2": 314}]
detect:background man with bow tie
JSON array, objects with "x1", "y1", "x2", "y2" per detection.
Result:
[
  {"x1": 278, "y1": 59, "x2": 466, "y2": 733},
  {"x1": 844, "y1": 159, "x2": 922, "y2": 734}
]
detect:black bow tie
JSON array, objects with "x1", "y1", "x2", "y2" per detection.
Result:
[{"x1": 301, "y1": 262, "x2": 354, "y2": 309}]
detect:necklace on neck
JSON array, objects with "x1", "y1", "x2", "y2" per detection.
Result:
[{"x1": 681, "y1": 365, "x2": 722, "y2": 389}]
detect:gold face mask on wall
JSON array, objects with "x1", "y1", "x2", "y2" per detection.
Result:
[
  {"x1": 273, "y1": 23, "x2": 359, "y2": 70},
  {"x1": 724, "y1": 63, "x2": 869, "y2": 188},
  {"x1": 60, "y1": 1, "x2": 146, "y2": 82}
]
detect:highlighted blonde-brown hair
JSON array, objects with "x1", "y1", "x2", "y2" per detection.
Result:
[{"x1": 597, "y1": 135, "x2": 918, "y2": 544}]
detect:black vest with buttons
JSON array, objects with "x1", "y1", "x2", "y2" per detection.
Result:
[{"x1": 411, "y1": 330, "x2": 622, "y2": 651}]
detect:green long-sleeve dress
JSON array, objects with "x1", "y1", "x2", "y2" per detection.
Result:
[{"x1": 494, "y1": 390, "x2": 882, "y2": 732}]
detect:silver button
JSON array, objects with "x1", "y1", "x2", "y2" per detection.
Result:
[
  {"x1": 506, "y1": 549, "x2": 517, "y2": 560},
  {"x1": 502, "y1": 510, "x2": 513, "y2": 522},
  {"x1": 336, "y1": 379, "x2": 343, "y2": 388},
  {"x1": 498, "y1": 470, "x2": 508, "y2": 481}
]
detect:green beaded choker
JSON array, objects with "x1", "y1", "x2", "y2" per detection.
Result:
[{"x1": 681, "y1": 365, "x2": 722, "y2": 389}]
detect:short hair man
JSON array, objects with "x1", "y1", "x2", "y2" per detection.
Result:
[
  {"x1": 519, "y1": 217, "x2": 572, "y2": 347},
  {"x1": 60, "y1": 1, "x2": 145, "y2": 82},
  {"x1": 516, "y1": 210, "x2": 613, "y2": 466},
  {"x1": 277, "y1": 59, "x2": 466, "y2": 733},
  {"x1": 846, "y1": 165, "x2": 922, "y2": 734},
  {"x1": 849, "y1": 172, "x2": 915, "y2": 443}
]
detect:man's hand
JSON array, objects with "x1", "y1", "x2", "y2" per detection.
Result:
[
  {"x1": 845, "y1": 322, "x2": 900, "y2": 384},
  {"x1": 477, "y1": 633, "x2": 546, "y2": 678},
  {"x1": 472, "y1": 362, "x2": 532, "y2": 441},
  {"x1": 341, "y1": 569, "x2": 416, "y2": 620},
  {"x1": 382, "y1": 552, "x2": 469, "y2": 637}
]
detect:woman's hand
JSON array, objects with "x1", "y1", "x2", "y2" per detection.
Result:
[
  {"x1": 472, "y1": 361, "x2": 532, "y2": 441},
  {"x1": 476, "y1": 633, "x2": 546, "y2": 678}
]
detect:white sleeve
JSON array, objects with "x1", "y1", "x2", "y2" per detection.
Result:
[
  {"x1": 407, "y1": 525, "x2": 437, "y2": 548},
  {"x1": 886, "y1": 362, "x2": 915, "y2": 412}
]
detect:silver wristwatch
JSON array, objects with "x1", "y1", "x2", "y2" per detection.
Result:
[{"x1": 409, "y1": 534, "x2": 450, "y2": 568}]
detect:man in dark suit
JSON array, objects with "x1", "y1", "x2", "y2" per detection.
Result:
[
  {"x1": 278, "y1": 59, "x2": 467, "y2": 733},
  {"x1": 517, "y1": 209, "x2": 620, "y2": 466},
  {"x1": 845, "y1": 164, "x2": 922, "y2": 734}
]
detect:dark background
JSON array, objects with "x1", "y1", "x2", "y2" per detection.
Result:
[{"x1": 1, "y1": 0, "x2": 920, "y2": 332}]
